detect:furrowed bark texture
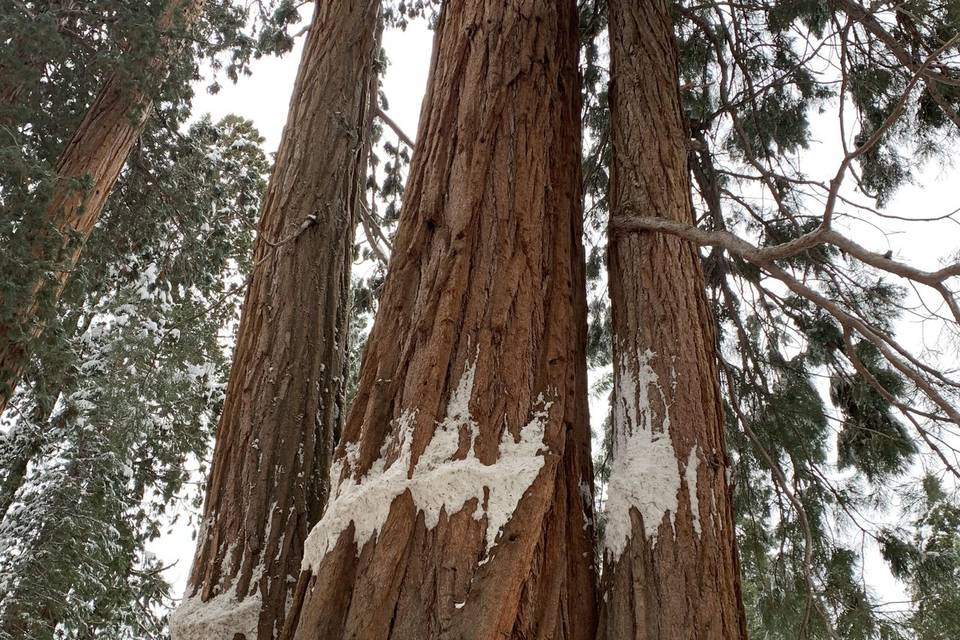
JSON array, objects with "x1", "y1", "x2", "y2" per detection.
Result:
[
  {"x1": 288, "y1": 1, "x2": 597, "y2": 638},
  {"x1": 599, "y1": 1, "x2": 748, "y2": 638},
  {"x1": 170, "y1": 3, "x2": 381, "y2": 640},
  {"x1": 0, "y1": 0, "x2": 203, "y2": 416}
]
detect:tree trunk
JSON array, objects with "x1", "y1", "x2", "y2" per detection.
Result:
[
  {"x1": 169, "y1": 3, "x2": 382, "y2": 639},
  {"x1": 0, "y1": 0, "x2": 204, "y2": 416},
  {"x1": 599, "y1": 1, "x2": 748, "y2": 638},
  {"x1": 285, "y1": 1, "x2": 597, "y2": 639}
]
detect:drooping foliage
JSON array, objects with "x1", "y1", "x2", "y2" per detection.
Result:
[
  {"x1": 0, "y1": 114, "x2": 268, "y2": 639},
  {"x1": 0, "y1": 1, "x2": 294, "y2": 636}
]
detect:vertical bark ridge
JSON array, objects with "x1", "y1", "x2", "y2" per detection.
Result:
[
  {"x1": 170, "y1": 2, "x2": 382, "y2": 639},
  {"x1": 599, "y1": 1, "x2": 748, "y2": 638},
  {"x1": 288, "y1": 1, "x2": 597, "y2": 638},
  {"x1": 0, "y1": 0, "x2": 205, "y2": 416}
]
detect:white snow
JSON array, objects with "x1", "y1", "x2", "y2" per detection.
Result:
[
  {"x1": 684, "y1": 445, "x2": 702, "y2": 537},
  {"x1": 301, "y1": 353, "x2": 553, "y2": 571},
  {"x1": 169, "y1": 581, "x2": 261, "y2": 640},
  {"x1": 602, "y1": 348, "x2": 687, "y2": 562}
]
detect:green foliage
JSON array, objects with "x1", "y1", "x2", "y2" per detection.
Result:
[
  {"x1": 0, "y1": 114, "x2": 267, "y2": 639},
  {"x1": 576, "y1": 1, "x2": 960, "y2": 636},
  {"x1": 832, "y1": 342, "x2": 917, "y2": 482},
  {"x1": 0, "y1": 2, "x2": 276, "y2": 626},
  {"x1": 2, "y1": 1, "x2": 959, "y2": 638}
]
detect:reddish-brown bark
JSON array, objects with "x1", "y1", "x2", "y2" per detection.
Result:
[
  {"x1": 286, "y1": 1, "x2": 597, "y2": 638},
  {"x1": 170, "y1": 3, "x2": 382, "y2": 639},
  {"x1": 599, "y1": 1, "x2": 748, "y2": 638},
  {"x1": 0, "y1": 0, "x2": 205, "y2": 416}
]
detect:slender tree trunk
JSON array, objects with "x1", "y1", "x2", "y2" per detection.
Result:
[
  {"x1": 0, "y1": 0, "x2": 204, "y2": 416},
  {"x1": 598, "y1": 1, "x2": 748, "y2": 638},
  {"x1": 169, "y1": 3, "x2": 382, "y2": 639},
  {"x1": 285, "y1": 2, "x2": 597, "y2": 639}
]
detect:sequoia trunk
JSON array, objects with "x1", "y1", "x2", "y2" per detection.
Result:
[
  {"x1": 0, "y1": 0, "x2": 204, "y2": 415},
  {"x1": 286, "y1": 1, "x2": 597, "y2": 638},
  {"x1": 169, "y1": 3, "x2": 381, "y2": 639},
  {"x1": 599, "y1": 1, "x2": 748, "y2": 638}
]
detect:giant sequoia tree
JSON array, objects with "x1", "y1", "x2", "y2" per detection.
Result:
[
  {"x1": 603, "y1": 1, "x2": 960, "y2": 638},
  {"x1": 599, "y1": 0, "x2": 746, "y2": 637},
  {"x1": 285, "y1": 0, "x2": 598, "y2": 637},
  {"x1": 170, "y1": 2, "x2": 382, "y2": 638},
  {"x1": 4, "y1": 0, "x2": 960, "y2": 638}
]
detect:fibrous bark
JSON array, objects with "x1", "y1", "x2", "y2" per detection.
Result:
[
  {"x1": 599, "y1": 1, "x2": 748, "y2": 638},
  {"x1": 287, "y1": 1, "x2": 597, "y2": 638},
  {"x1": 0, "y1": 0, "x2": 204, "y2": 416},
  {"x1": 169, "y1": 2, "x2": 381, "y2": 639}
]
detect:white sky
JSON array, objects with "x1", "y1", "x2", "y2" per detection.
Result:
[
  {"x1": 162, "y1": 5, "x2": 960, "y2": 612},
  {"x1": 192, "y1": 17, "x2": 434, "y2": 158}
]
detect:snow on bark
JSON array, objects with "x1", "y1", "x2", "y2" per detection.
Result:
[
  {"x1": 604, "y1": 348, "x2": 700, "y2": 561},
  {"x1": 169, "y1": 589, "x2": 261, "y2": 640},
  {"x1": 169, "y1": 545, "x2": 262, "y2": 640},
  {"x1": 685, "y1": 445, "x2": 702, "y2": 537},
  {"x1": 302, "y1": 353, "x2": 553, "y2": 571}
]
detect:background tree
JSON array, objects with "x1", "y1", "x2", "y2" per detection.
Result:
[
  {"x1": 0, "y1": 0, "x2": 302, "y2": 415},
  {"x1": 0, "y1": 0, "x2": 208, "y2": 416},
  {"x1": 0, "y1": 115, "x2": 268, "y2": 640},
  {"x1": 0, "y1": 1, "x2": 302, "y2": 637}
]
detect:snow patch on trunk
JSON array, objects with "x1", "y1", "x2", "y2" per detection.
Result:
[
  {"x1": 169, "y1": 547, "x2": 262, "y2": 640},
  {"x1": 685, "y1": 445, "x2": 701, "y2": 537},
  {"x1": 301, "y1": 354, "x2": 553, "y2": 570},
  {"x1": 603, "y1": 348, "x2": 683, "y2": 562},
  {"x1": 169, "y1": 588, "x2": 260, "y2": 640}
]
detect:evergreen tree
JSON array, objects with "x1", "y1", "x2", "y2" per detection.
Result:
[
  {"x1": 584, "y1": 0, "x2": 960, "y2": 636},
  {"x1": 286, "y1": 0, "x2": 597, "y2": 637},
  {"x1": 170, "y1": 2, "x2": 383, "y2": 638},
  {"x1": 599, "y1": 0, "x2": 747, "y2": 637},
  {"x1": 0, "y1": 0, "x2": 301, "y2": 415},
  {"x1": 3, "y1": 0, "x2": 960, "y2": 637},
  {"x1": 0, "y1": 0, "x2": 209, "y2": 416},
  {"x1": 0, "y1": 114, "x2": 269, "y2": 639}
]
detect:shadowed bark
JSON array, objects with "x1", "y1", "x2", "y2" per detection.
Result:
[{"x1": 170, "y1": 2, "x2": 382, "y2": 639}]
